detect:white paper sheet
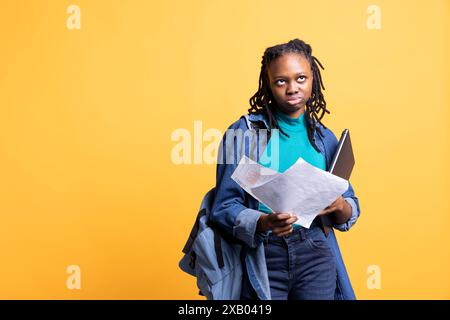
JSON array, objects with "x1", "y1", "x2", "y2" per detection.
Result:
[{"x1": 231, "y1": 155, "x2": 349, "y2": 228}]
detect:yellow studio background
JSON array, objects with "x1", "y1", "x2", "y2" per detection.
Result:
[{"x1": 0, "y1": 0, "x2": 449, "y2": 299}]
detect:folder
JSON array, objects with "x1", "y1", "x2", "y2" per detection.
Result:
[
  {"x1": 320, "y1": 128, "x2": 355, "y2": 236},
  {"x1": 329, "y1": 129, "x2": 355, "y2": 180}
]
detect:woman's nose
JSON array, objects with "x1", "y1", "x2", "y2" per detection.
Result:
[
  {"x1": 286, "y1": 81, "x2": 299, "y2": 94},
  {"x1": 287, "y1": 85, "x2": 299, "y2": 94}
]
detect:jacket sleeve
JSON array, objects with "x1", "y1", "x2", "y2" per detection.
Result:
[
  {"x1": 325, "y1": 128, "x2": 361, "y2": 232},
  {"x1": 210, "y1": 120, "x2": 268, "y2": 248},
  {"x1": 334, "y1": 180, "x2": 361, "y2": 231}
]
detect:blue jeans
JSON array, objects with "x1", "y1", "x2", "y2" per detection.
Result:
[{"x1": 241, "y1": 224, "x2": 337, "y2": 300}]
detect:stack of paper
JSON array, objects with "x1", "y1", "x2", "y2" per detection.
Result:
[{"x1": 231, "y1": 155, "x2": 349, "y2": 228}]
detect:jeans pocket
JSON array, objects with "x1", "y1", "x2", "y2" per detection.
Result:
[{"x1": 305, "y1": 238, "x2": 334, "y2": 257}]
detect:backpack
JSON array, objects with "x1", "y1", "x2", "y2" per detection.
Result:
[
  {"x1": 178, "y1": 187, "x2": 245, "y2": 300},
  {"x1": 178, "y1": 115, "x2": 267, "y2": 299}
]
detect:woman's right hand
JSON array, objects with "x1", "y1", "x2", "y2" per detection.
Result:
[{"x1": 256, "y1": 213, "x2": 298, "y2": 237}]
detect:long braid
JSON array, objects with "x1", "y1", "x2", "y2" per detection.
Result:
[{"x1": 248, "y1": 39, "x2": 331, "y2": 152}]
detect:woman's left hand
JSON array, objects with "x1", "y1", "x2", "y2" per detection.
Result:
[
  {"x1": 317, "y1": 196, "x2": 352, "y2": 224},
  {"x1": 318, "y1": 196, "x2": 346, "y2": 216}
]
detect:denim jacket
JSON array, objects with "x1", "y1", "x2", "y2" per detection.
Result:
[{"x1": 210, "y1": 112, "x2": 361, "y2": 300}]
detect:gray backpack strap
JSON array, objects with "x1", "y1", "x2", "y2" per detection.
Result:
[{"x1": 243, "y1": 114, "x2": 271, "y2": 162}]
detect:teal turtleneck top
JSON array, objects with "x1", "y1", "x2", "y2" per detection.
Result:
[{"x1": 257, "y1": 110, "x2": 326, "y2": 226}]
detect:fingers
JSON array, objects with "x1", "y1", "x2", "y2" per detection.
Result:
[
  {"x1": 273, "y1": 225, "x2": 294, "y2": 237},
  {"x1": 272, "y1": 223, "x2": 293, "y2": 233},
  {"x1": 267, "y1": 213, "x2": 298, "y2": 236},
  {"x1": 271, "y1": 213, "x2": 299, "y2": 236},
  {"x1": 318, "y1": 207, "x2": 332, "y2": 216},
  {"x1": 285, "y1": 216, "x2": 298, "y2": 225},
  {"x1": 269, "y1": 213, "x2": 297, "y2": 225},
  {"x1": 268, "y1": 213, "x2": 298, "y2": 232},
  {"x1": 271, "y1": 218, "x2": 294, "y2": 227},
  {"x1": 273, "y1": 213, "x2": 291, "y2": 220}
]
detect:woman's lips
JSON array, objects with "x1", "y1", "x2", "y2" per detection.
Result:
[{"x1": 286, "y1": 97, "x2": 302, "y2": 105}]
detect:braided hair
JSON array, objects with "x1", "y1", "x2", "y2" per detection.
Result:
[{"x1": 248, "y1": 38, "x2": 331, "y2": 152}]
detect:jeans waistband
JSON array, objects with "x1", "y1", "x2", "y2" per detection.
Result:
[
  {"x1": 264, "y1": 223, "x2": 324, "y2": 245},
  {"x1": 266, "y1": 216, "x2": 323, "y2": 234}
]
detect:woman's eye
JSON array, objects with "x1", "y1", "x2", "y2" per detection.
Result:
[{"x1": 276, "y1": 77, "x2": 305, "y2": 85}]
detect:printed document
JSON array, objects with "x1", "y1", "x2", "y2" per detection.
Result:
[{"x1": 231, "y1": 155, "x2": 349, "y2": 228}]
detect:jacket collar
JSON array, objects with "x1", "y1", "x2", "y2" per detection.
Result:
[
  {"x1": 247, "y1": 112, "x2": 270, "y2": 129},
  {"x1": 245, "y1": 112, "x2": 329, "y2": 169}
]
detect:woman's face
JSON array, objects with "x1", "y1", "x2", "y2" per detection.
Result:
[{"x1": 267, "y1": 52, "x2": 313, "y2": 118}]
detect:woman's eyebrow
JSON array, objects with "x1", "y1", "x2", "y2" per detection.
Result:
[{"x1": 273, "y1": 72, "x2": 307, "y2": 78}]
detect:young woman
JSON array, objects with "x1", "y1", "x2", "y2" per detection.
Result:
[{"x1": 210, "y1": 38, "x2": 361, "y2": 300}]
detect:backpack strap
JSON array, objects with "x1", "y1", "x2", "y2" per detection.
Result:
[
  {"x1": 244, "y1": 114, "x2": 272, "y2": 139},
  {"x1": 182, "y1": 208, "x2": 205, "y2": 255},
  {"x1": 213, "y1": 227, "x2": 224, "y2": 268}
]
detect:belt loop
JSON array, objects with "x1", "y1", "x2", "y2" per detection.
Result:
[{"x1": 299, "y1": 228, "x2": 305, "y2": 242}]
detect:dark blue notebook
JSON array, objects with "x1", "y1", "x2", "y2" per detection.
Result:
[{"x1": 329, "y1": 129, "x2": 355, "y2": 180}]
